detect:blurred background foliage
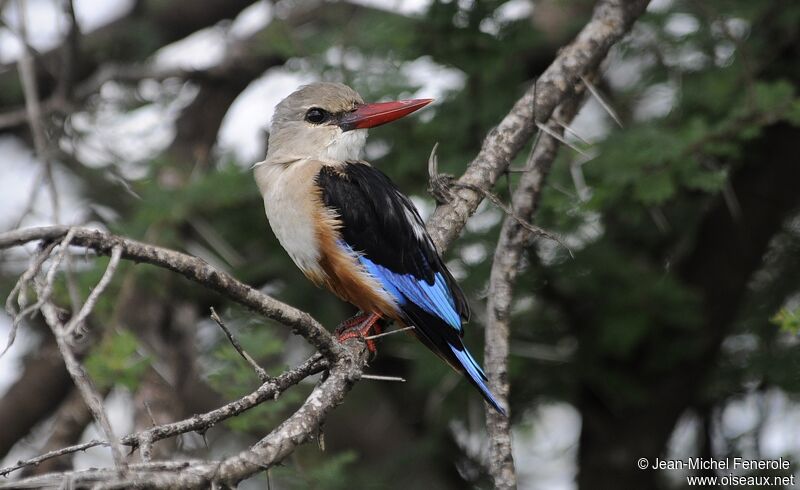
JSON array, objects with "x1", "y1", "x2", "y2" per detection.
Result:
[{"x1": 1, "y1": 0, "x2": 799, "y2": 488}]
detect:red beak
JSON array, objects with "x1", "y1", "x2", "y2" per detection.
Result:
[{"x1": 339, "y1": 98, "x2": 433, "y2": 131}]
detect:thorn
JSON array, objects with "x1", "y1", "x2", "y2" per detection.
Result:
[
  {"x1": 317, "y1": 424, "x2": 326, "y2": 452},
  {"x1": 143, "y1": 401, "x2": 157, "y2": 427},
  {"x1": 361, "y1": 374, "x2": 406, "y2": 382},
  {"x1": 508, "y1": 129, "x2": 544, "y2": 173},
  {"x1": 536, "y1": 121, "x2": 589, "y2": 157},
  {"x1": 554, "y1": 117, "x2": 591, "y2": 146},
  {"x1": 427, "y1": 142, "x2": 440, "y2": 179},
  {"x1": 581, "y1": 75, "x2": 623, "y2": 128}
]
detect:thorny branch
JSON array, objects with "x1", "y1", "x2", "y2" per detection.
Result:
[
  {"x1": 0, "y1": 354, "x2": 327, "y2": 480},
  {"x1": 483, "y1": 94, "x2": 587, "y2": 490},
  {"x1": 426, "y1": 0, "x2": 650, "y2": 253},
  {"x1": 0, "y1": 0, "x2": 650, "y2": 486}
]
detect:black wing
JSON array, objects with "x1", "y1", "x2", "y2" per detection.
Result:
[{"x1": 317, "y1": 162, "x2": 470, "y2": 326}]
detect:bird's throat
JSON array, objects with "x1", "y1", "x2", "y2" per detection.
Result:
[{"x1": 324, "y1": 128, "x2": 367, "y2": 162}]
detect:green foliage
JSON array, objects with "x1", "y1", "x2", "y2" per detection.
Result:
[
  {"x1": 272, "y1": 451, "x2": 359, "y2": 490},
  {"x1": 772, "y1": 308, "x2": 800, "y2": 334},
  {"x1": 85, "y1": 330, "x2": 150, "y2": 391}
]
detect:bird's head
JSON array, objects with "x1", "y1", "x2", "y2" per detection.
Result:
[{"x1": 266, "y1": 82, "x2": 432, "y2": 163}]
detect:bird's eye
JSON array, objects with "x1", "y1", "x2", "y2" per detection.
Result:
[{"x1": 305, "y1": 108, "x2": 329, "y2": 124}]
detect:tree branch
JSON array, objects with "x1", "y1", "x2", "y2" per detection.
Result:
[
  {"x1": 426, "y1": 0, "x2": 650, "y2": 252},
  {"x1": 0, "y1": 226, "x2": 342, "y2": 360},
  {"x1": 0, "y1": 353, "x2": 328, "y2": 479}
]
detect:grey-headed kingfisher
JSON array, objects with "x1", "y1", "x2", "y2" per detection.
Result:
[{"x1": 254, "y1": 82, "x2": 504, "y2": 414}]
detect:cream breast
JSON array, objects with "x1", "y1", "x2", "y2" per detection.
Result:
[{"x1": 254, "y1": 159, "x2": 325, "y2": 277}]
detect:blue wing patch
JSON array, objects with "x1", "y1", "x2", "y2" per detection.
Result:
[
  {"x1": 451, "y1": 345, "x2": 506, "y2": 415},
  {"x1": 356, "y1": 254, "x2": 462, "y2": 333}
]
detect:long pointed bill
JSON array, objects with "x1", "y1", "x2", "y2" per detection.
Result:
[{"x1": 339, "y1": 98, "x2": 433, "y2": 131}]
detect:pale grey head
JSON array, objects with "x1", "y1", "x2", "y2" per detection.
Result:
[{"x1": 266, "y1": 82, "x2": 368, "y2": 163}]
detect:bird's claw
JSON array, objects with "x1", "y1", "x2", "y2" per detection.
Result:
[{"x1": 336, "y1": 312, "x2": 382, "y2": 353}]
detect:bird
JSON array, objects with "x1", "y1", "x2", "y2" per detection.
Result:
[{"x1": 253, "y1": 82, "x2": 505, "y2": 415}]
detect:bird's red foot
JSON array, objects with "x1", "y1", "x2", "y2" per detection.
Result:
[{"x1": 336, "y1": 312, "x2": 382, "y2": 352}]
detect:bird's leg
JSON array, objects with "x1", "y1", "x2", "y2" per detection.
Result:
[
  {"x1": 336, "y1": 312, "x2": 383, "y2": 353},
  {"x1": 335, "y1": 311, "x2": 371, "y2": 334}
]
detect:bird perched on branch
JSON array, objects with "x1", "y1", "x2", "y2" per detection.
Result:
[{"x1": 254, "y1": 82, "x2": 505, "y2": 415}]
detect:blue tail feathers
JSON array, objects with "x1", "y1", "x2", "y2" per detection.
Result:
[{"x1": 451, "y1": 345, "x2": 507, "y2": 416}]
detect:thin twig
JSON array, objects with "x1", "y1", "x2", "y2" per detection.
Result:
[
  {"x1": 0, "y1": 440, "x2": 108, "y2": 477},
  {"x1": 16, "y1": 0, "x2": 61, "y2": 224},
  {"x1": 210, "y1": 307, "x2": 271, "y2": 384},
  {"x1": 363, "y1": 326, "x2": 414, "y2": 340},
  {"x1": 37, "y1": 297, "x2": 125, "y2": 471},
  {"x1": 63, "y1": 245, "x2": 122, "y2": 339},
  {"x1": 0, "y1": 355, "x2": 328, "y2": 479},
  {"x1": 1, "y1": 228, "x2": 76, "y2": 357},
  {"x1": 1, "y1": 242, "x2": 56, "y2": 357}
]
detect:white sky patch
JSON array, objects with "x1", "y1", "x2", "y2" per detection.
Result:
[
  {"x1": 666, "y1": 43, "x2": 707, "y2": 71},
  {"x1": 760, "y1": 390, "x2": 800, "y2": 458},
  {"x1": 516, "y1": 402, "x2": 581, "y2": 490},
  {"x1": 154, "y1": 27, "x2": 227, "y2": 71},
  {"x1": 230, "y1": 1, "x2": 273, "y2": 39},
  {"x1": 403, "y1": 56, "x2": 466, "y2": 100},
  {"x1": 716, "y1": 17, "x2": 749, "y2": 40},
  {"x1": 0, "y1": 137, "x2": 41, "y2": 229},
  {"x1": 647, "y1": 0, "x2": 674, "y2": 13},
  {"x1": 721, "y1": 394, "x2": 762, "y2": 439},
  {"x1": 569, "y1": 97, "x2": 612, "y2": 143},
  {"x1": 634, "y1": 82, "x2": 677, "y2": 121},
  {"x1": 74, "y1": 0, "x2": 134, "y2": 32},
  {"x1": 662, "y1": 412, "x2": 701, "y2": 485},
  {"x1": 714, "y1": 41, "x2": 736, "y2": 67},
  {"x1": 325, "y1": 46, "x2": 367, "y2": 72},
  {"x1": 348, "y1": 0, "x2": 431, "y2": 16},
  {"x1": 665, "y1": 13, "x2": 700, "y2": 38},
  {"x1": 459, "y1": 243, "x2": 487, "y2": 265},
  {"x1": 0, "y1": 136, "x2": 86, "y2": 230},
  {"x1": 217, "y1": 69, "x2": 315, "y2": 163},
  {"x1": 73, "y1": 389, "x2": 135, "y2": 470},
  {"x1": 0, "y1": 314, "x2": 32, "y2": 396},
  {"x1": 604, "y1": 37, "x2": 655, "y2": 91},
  {"x1": 409, "y1": 195, "x2": 434, "y2": 221},
  {"x1": 465, "y1": 201, "x2": 502, "y2": 233},
  {"x1": 496, "y1": 0, "x2": 533, "y2": 22},
  {"x1": 1, "y1": 0, "x2": 63, "y2": 61},
  {"x1": 0, "y1": 0, "x2": 132, "y2": 63},
  {"x1": 68, "y1": 83, "x2": 195, "y2": 171},
  {"x1": 481, "y1": 0, "x2": 533, "y2": 35}
]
